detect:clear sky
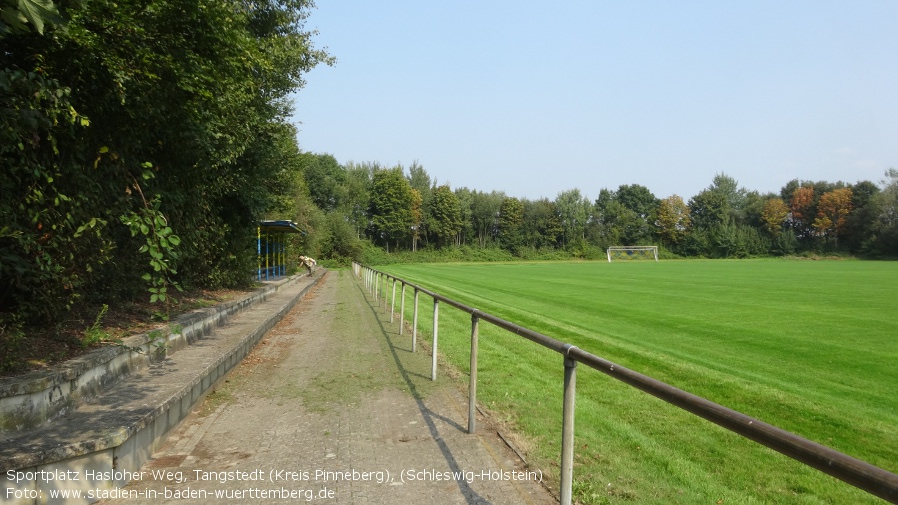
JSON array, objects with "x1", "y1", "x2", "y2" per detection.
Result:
[{"x1": 291, "y1": 1, "x2": 898, "y2": 202}]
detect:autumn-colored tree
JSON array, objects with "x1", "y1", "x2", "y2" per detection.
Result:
[
  {"x1": 813, "y1": 188, "x2": 853, "y2": 248},
  {"x1": 761, "y1": 198, "x2": 790, "y2": 236},
  {"x1": 656, "y1": 195, "x2": 691, "y2": 247},
  {"x1": 789, "y1": 186, "x2": 816, "y2": 238}
]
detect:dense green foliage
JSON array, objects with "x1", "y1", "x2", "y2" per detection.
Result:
[
  {"x1": 383, "y1": 260, "x2": 898, "y2": 504},
  {"x1": 1, "y1": 0, "x2": 331, "y2": 347}
]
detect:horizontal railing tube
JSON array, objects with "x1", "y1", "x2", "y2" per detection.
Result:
[{"x1": 566, "y1": 346, "x2": 898, "y2": 503}]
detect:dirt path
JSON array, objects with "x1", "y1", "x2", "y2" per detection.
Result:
[{"x1": 101, "y1": 269, "x2": 556, "y2": 504}]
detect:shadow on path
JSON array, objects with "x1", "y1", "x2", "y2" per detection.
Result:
[{"x1": 353, "y1": 281, "x2": 490, "y2": 504}]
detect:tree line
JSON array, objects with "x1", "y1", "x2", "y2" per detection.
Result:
[{"x1": 299, "y1": 153, "x2": 898, "y2": 262}]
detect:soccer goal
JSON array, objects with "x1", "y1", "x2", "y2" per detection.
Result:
[{"x1": 606, "y1": 245, "x2": 659, "y2": 262}]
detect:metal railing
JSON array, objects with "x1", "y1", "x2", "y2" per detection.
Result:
[{"x1": 352, "y1": 263, "x2": 898, "y2": 505}]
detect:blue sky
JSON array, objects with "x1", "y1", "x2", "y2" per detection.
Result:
[{"x1": 292, "y1": 1, "x2": 898, "y2": 202}]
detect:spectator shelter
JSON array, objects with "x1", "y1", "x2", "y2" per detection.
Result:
[{"x1": 258, "y1": 220, "x2": 303, "y2": 280}]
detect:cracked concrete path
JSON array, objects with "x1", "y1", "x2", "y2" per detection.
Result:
[{"x1": 100, "y1": 269, "x2": 557, "y2": 504}]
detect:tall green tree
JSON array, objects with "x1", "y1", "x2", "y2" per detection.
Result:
[
  {"x1": 842, "y1": 180, "x2": 879, "y2": 253},
  {"x1": 406, "y1": 161, "x2": 432, "y2": 247},
  {"x1": 470, "y1": 190, "x2": 504, "y2": 248},
  {"x1": 343, "y1": 162, "x2": 375, "y2": 239},
  {"x1": 368, "y1": 167, "x2": 415, "y2": 251},
  {"x1": 708, "y1": 172, "x2": 748, "y2": 222},
  {"x1": 302, "y1": 153, "x2": 347, "y2": 212},
  {"x1": 871, "y1": 169, "x2": 898, "y2": 255},
  {"x1": 498, "y1": 197, "x2": 524, "y2": 252},
  {"x1": 454, "y1": 187, "x2": 475, "y2": 246},
  {"x1": 603, "y1": 184, "x2": 659, "y2": 245},
  {"x1": 689, "y1": 189, "x2": 730, "y2": 229},
  {"x1": 523, "y1": 198, "x2": 562, "y2": 250},
  {"x1": 555, "y1": 189, "x2": 590, "y2": 249},
  {"x1": 427, "y1": 185, "x2": 463, "y2": 248}
]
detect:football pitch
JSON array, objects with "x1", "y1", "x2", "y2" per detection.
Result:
[{"x1": 378, "y1": 259, "x2": 898, "y2": 504}]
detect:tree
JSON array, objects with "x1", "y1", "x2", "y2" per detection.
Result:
[
  {"x1": 708, "y1": 172, "x2": 748, "y2": 222},
  {"x1": 407, "y1": 161, "x2": 432, "y2": 198},
  {"x1": 595, "y1": 184, "x2": 659, "y2": 245},
  {"x1": 760, "y1": 198, "x2": 790, "y2": 237},
  {"x1": 555, "y1": 189, "x2": 590, "y2": 249},
  {"x1": 871, "y1": 169, "x2": 898, "y2": 255},
  {"x1": 656, "y1": 195, "x2": 691, "y2": 248},
  {"x1": 410, "y1": 189, "x2": 423, "y2": 252},
  {"x1": 368, "y1": 167, "x2": 415, "y2": 251},
  {"x1": 342, "y1": 162, "x2": 373, "y2": 239},
  {"x1": 523, "y1": 198, "x2": 562, "y2": 250},
  {"x1": 813, "y1": 188, "x2": 853, "y2": 249},
  {"x1": 454, "y1": 187, "x2": 475, "y2": 246},
  {"x1": 498, "y1": 197, "x2": 524, "y2": 252},
  {"x1": 427, "y1": 185, "x2": 462, "y2": 248},
  {"x1": 789, "y1": 185, "x2": 816, "y2": 240},
  {"x1": 842, "y1": 180, "x2": 879, "y2": 253},
  {"x1": 617, "y1": 184, "x2": 659, "y2": 221},
  {"x1": 302, "y1": 153, "x2": 346, "y2": 212},
  {"x1": 404, "y1": 161, "x2": 432, "y2": 248},
  {"x1": 470, "y1": 191, "x2": 504, "y2": 248},
  {"x1": 688, "y1": 190, "x2": 729, "y2": 231}
]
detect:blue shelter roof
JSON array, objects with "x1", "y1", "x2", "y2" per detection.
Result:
[{"x1": 259, "y1": 220, "x2": 304, "y2": 234}]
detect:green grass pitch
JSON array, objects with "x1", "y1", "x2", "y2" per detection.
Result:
[{"x1": 379, "y1": 259, "x2": 898, "y2": 504}]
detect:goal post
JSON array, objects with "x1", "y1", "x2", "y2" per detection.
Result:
[{"x1": 606, "y1": 245, "x2": 659, "y2": 262}]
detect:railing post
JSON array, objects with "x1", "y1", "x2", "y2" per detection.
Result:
[
  {"x1": 431, "y1": 298, "x2": 439, "y2": 381},
  {"x1": 560, "y1": 347, "x2": 578, "y2": 505},
  {"x1": 468, "y1": 312, "x2": 480, "y2": 434},
  {"x1": 399, "y1": 283, "x2": 406, "y2": 335},
  {"x1": 412, "y1": 288, "x2": 419, "y2": 352},
  {"x1": 391, "y1": 278, "x2": 396, "y2": 322}
]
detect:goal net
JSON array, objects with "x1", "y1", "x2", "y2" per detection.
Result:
[{"x1": 607, "y1": 246, "x2": 659, "y2": 262}]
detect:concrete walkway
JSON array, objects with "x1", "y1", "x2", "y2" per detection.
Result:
[{"x1": 99, "y1": 269, "x2": 556, "y2": 505}]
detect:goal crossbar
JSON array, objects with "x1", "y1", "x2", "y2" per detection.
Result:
[{"x1": 606, "y1": 246, "x2": 659, "y2": 262}]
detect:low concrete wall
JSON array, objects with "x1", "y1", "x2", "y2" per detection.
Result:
[
  {"x1": 0, "y1": 276, "x2": 301, "y2": 437},
  {"x1": 1, "y1": 272, "x2": 321, "y2": 505}
]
